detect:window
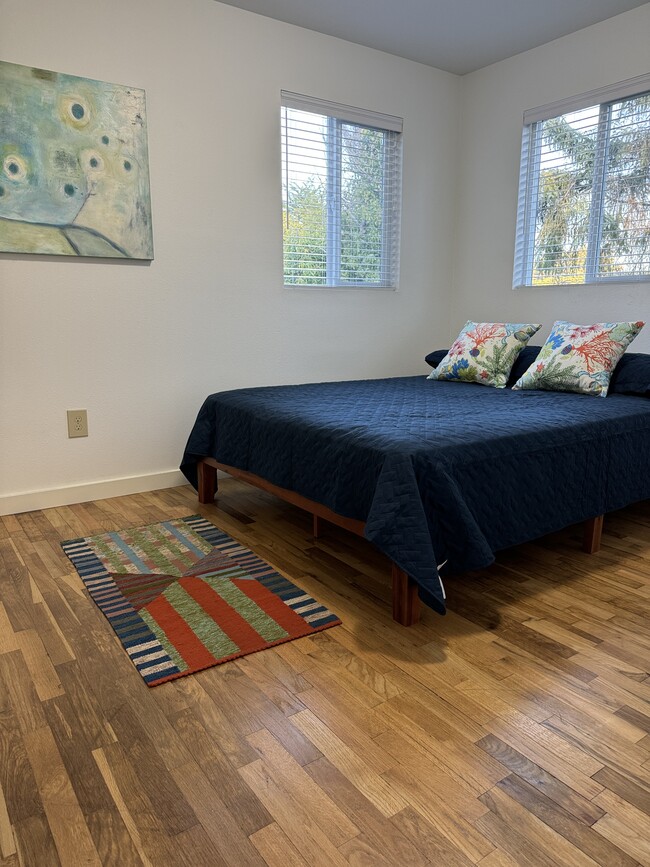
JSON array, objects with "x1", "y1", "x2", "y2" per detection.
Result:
[
  {"x1": 281, "y1": 91, "x2": 402, "y2": 288},
  {"x1": 514, "y1": 75, "x2": 650, "y2": 287}
]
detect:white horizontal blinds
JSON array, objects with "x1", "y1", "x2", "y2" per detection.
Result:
[
  {"x1": 513, "y1": 124, "x2": 539, "y2": 287},
  {"x1": 282, "y1": 105, "x2": 328, "y2": 285},
  {"x1": 281, "y1": 92, "x2": 402, "y2": 287},
  {"x1": 338, "y1": 120, "x2": 401, "y2": 285},
  {"x1": 598, "y1": 93, "x2": 650, "y2": 278},
  {"x1": 529, "y1": 102, "x2": 603, "y2": 285},
  {"x1": 515, "y1": 75, "x2": 650, "y2": 287}
]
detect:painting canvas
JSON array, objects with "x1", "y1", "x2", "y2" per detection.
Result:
[{"x1": 0, "y1": 61, "x2": 153, "y2": 259}]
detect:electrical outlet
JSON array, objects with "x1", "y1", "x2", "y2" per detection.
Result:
[{"x1": 67, "y1": 409, "x2": 88, "y2": 438}]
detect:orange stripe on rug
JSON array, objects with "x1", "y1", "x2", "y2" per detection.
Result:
[{"x1": 146, "y1": 593, "x2": 216, "y2": 670}]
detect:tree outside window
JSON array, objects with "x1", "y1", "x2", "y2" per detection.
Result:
[{"x1": 515, "y1": 88, "x2": 650, "y2": 287}]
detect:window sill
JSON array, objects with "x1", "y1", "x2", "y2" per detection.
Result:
[
  {"x1": 284, "y1": 284, "x2": 398, "y2": 292},
  {"x1": 513, "y1": 275, "x2": 650, "y2": 290}
]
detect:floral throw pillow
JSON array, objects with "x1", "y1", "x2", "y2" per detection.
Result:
[
  {"x1": 512, "y1": 320, "x2": 645, "y2": 397},
  {"x1": 428, "y1": 321, "x2": 542, "y2": 388}
]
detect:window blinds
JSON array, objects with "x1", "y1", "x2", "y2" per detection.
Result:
[
  {"x1": 514, "y1": 76, "x2": 650, "y2": 287},
  {"x1": 281, "y1": 92, "x2": 403, "y2": 288}
]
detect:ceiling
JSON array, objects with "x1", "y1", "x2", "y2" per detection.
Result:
[{"x1": 216, "y1": 0, "x2": 648, "y2": 75}]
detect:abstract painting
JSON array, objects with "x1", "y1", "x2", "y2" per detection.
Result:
[{"x1": 0, "y1": 60, "x2": 153, "y2": 259}]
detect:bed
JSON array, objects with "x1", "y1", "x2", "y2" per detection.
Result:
[{"x1": 180, "y1": 361, "x2": 650, "y2": 625}]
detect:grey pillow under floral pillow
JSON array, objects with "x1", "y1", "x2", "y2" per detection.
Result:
[{"x1": 608, "y1": 352, "x2": 650, "y2": 395}]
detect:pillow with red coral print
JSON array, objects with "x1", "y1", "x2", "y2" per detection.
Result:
[
  {"x1": 428, "y1": 321, "x2": 542, "y2": 388},
  {"x1": 512, "y1": 320, "x2": 645, "y2": 397}
]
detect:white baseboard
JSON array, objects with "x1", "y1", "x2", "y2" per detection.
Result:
[{"x1": 0, "y1": 470, "x2": 188, "y2": 516}]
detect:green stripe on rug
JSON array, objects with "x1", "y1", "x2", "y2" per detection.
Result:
[
  {"x1": 91, "y1": 536, "x2": 135, "y2": 573},
  {"x1": 125, "y1": 528, "x2": 189, "y2": 575},
  {"x1": 203, "y1": 575, "x2": 289, "y2": 642},
  {"x1": 163, "y1": 582, "x2": 240, "y2": 658}
]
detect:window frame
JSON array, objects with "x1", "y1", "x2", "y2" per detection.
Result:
[
  {"x1": 513, "y1": 73, "x2": 650, "y2": 289},
  {"x1": 281, "y1": 92, "x2": 403, "y2": 290}
]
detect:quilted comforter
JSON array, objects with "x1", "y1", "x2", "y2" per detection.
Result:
[{"x1": 181, "y1": 377, "x2": 650, "y2": 614}]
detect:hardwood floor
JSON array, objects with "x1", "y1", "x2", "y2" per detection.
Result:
[{"x1": 1, "y1": 481, "x2": 650, "y2": 866}]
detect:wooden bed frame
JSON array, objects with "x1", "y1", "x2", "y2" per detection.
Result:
[{"x1": 197, "y1": 457, "x2": 604, "y2": 627}]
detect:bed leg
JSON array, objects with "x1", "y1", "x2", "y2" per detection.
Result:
[
  {"x1": 583, "y1": 514, "x2": 604, "y2": 554},
  {"x1": 392, "y1": 564, "x2": 420, "y2": 626},
  {"x1": 197, "y1": 461, "x2": 218, "y2": 504},
  {"x1": 312, "y1": 514, "x2": 321, "y2": 538}
]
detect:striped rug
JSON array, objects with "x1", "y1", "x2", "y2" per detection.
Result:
[{"x1": 61, "y1": 515, "x2": 340, "y2": 686}]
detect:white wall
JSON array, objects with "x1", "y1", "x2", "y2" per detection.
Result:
[
  {"x1": 454, "y1": 4, "x2": 650, "y2": 350},
  {"x1": 0, "y1": 0, "x2": 459, "y2": 513}
]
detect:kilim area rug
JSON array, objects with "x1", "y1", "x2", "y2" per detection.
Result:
[{"x1": 61, "y1": 515, "x2": 340, "y2": 686}]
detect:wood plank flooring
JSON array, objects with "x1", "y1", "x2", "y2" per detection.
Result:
[{"x1": 1, "y1": 481, "x2": 649, "y2": 865}]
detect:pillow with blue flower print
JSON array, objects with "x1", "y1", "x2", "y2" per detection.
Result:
[
  {"x1": 428, "y1": 321, "x2": 542, "y2": 388},
  {"x1": 512, "y1": 320, "x2": 645, "y2": 397},
  {"x1": 426, "y1": 345, "x2": 546, "y2": 386}
]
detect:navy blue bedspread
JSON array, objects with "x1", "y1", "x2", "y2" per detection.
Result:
[{"x1": 181, "y1": 377, "x2": 650, "y2": 614}]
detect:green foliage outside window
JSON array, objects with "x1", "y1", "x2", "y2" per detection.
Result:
[
  {"x1": 283, "y1": 118, "x2": 392, "y2": 286},
  {"x1": 531, "y1": 93, "x2": 650, "y2": 284}
]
